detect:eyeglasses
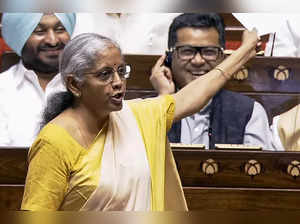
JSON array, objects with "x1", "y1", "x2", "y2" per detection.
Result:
[
  {"x1": 174, "y1": 45, "x2": 223, "y2": 61},
  {"x1": 85, "y1": 64, "x2": 131, "y2": 84}
]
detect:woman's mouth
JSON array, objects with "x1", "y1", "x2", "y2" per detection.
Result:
[{"x1": 111, "y1": 92, "x2": 125, "y2": 104}]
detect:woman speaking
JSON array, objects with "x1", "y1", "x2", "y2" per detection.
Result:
[{"x1": 21, "y1": 30, "x2": 259, "y2": 211}]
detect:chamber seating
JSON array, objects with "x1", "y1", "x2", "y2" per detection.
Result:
[
  {"x1": 1, "y1": 53, "x2": 300, "y2": 210},
  {"x1": 1, "y1": 13, "x2": 299, "y2": 211},
  {"x1": 173, "y1": 147, "x2": 300, "y2": 211},
  {"x1": 1, "y1": 146, "x2": 300, "y2": 210},
  {"x1": 1, "y1": 54, "x2": 300, "y2": 210}
]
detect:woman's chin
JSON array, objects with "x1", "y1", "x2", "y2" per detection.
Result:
[{"x1": 110, "y1": 101, "x2": 123, "y2": 111}]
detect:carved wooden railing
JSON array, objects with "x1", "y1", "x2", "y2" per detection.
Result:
[
  {"x1": 1, "y1": 147, "x2": 300, "y2": 210},
  {"x1": 173, "y1": 148, "x2": 300, "y2": 211}
]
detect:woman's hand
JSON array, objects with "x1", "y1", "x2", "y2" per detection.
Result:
[
  {"x1": 150, "y1": 54, "x2": 175, "y2": 95},
  {"x1": 242, "y1": 28, "x2": 260, "y2": 46},
  {"x1": 219, "y1": 28, "x2": 260, "y2": 78},
  {"x1": 241, "y1": 28, "x2": 261, "y2": 60}
]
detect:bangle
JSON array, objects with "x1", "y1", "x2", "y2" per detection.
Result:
[{"x1": 214, "y1": 67, "x2": 231, "y2": 81}]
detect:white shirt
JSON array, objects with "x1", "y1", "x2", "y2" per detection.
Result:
[
  {"x1": 73, "y1": 13, "x2": 180, "y2": 55},
  {"x1": 264, "y1": 14, "x2": 300, "y2": 57},
  {"x1": 181, "y1": 100, "x2": 273, "y2": 150},
  {"x1": 270, "y1": 115, "x2": 285, "y2": 151},
  {"x1": 0, "y1": 61, "x2": 66, "y2": 147}
]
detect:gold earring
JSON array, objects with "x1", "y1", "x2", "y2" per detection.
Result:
[{"x1": 75, "y1": 92, "x2": 81, "y2": 97}]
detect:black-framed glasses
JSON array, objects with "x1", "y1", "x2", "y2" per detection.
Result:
[
  {"x1": 174, "y1": 45, "x2": 223, "y2": 61},
  {"x1": 85, "y1": 64, "x2": 131, "y2": 84}
]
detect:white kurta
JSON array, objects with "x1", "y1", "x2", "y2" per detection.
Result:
[
  {"x1": 72, "y1": 13, "x2": 180, "y2": 55},
  {"x1": 0, "y1": 61, "x2": 65, "y2": 146},
  {"x1": 264, "y1": 14, "x2": 300, "y2": 57}
]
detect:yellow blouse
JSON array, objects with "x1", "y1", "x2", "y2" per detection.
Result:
[{"x1": 21, "y1": 95, "x2": 176, "y2": 211}]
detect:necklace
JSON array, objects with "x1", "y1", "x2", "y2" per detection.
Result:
[{"x1": 73, "y1": 110, "x2": 109, "y2": 149}]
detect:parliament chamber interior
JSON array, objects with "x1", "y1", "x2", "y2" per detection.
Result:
[{"x1": 0, "y1": 13, "x2": 300, "y2": 211}]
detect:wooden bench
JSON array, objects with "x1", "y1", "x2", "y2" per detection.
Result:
[
  {"x1": 1, "y1": 147, "x2": 300, "y2": 211},
  {"x1": 0, "y1": 147, "x2": 27, "y2": 210},
  {"x1": 173, "y1": 147, "x2": 300, "y2": 211}
]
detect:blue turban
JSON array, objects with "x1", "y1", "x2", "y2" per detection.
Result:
[{"x1": 2, "y1": 13, "x2": 76, "y2": 56}]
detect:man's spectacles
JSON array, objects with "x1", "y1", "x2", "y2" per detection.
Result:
[
  {"x1": 174, "y1": 45, "x2": 223, "y2": 61},
  {"x1": 85, "y1": 64, "x2": 131, "y2": 84}
]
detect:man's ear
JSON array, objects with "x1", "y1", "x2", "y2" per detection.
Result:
[{"x1": 64, "y1": 74, "x2": 82, "y2": 98}]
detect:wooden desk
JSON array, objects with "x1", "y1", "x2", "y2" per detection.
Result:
[
  {"x1": 0, "y1": 147, "x2": 27, "y2": 210},
  {"x1": 1, "y1": 147, "x2": 300, "y2": 211},
  {"x1": 173, "y1": 148, "x2": 300, "y2": 210}
]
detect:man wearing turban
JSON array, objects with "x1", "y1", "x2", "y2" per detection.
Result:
[{"x1": 0, "y1": 13, "x2": 76, "y2": 147}]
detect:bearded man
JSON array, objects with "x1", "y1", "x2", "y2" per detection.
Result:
[{"x1": 0, "y1": 13, "x2": 76, "y2": 146}]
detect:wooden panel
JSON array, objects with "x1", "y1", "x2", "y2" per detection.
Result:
[
  {"x1": 225, "y1": 56, "x2": 300, "y2": 93},
  {"x1": 0, "y1": 147, "x2": 300, "y2": 210},
  {"x1": 2, "y1": 179, "x2": 300, "y2": 211},
  {"x1": 0, "y1": 185, "x2": 24, "y2": 210},
  {"x1": 184, "y1": 187, "x2": 300, "y2": 211},
  {"x1": 0, "y1": 52, "x2": 20, "y2": 72},
  {"x1": 218, "y1": 14, "x2": 269, "y2": 43},
  {"x1": 174, "y1": 149, "x2": 300, "y2": 211},
  {"x1": 221, "y1": 13, "x2": 243, "y2": 27},
  {"x1": 6, "y1": 185, "x2": 300, "y2": 211},
  {"x1": 125, "y1": 55, "x2": 159, "y2": 90},
  {"x1": 173, "y1": 150, "x2": 300, "y2": 189},
  {"x1": 245, "y1": 93, "x2": 300, "y2": 122},
  {"x1": 0, "y1": 147, "x2": 27, "y2": 184}
]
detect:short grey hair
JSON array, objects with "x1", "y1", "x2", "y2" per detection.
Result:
[{"x1": 59, "y1": 33, "x2": 121, "y2": 84}]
